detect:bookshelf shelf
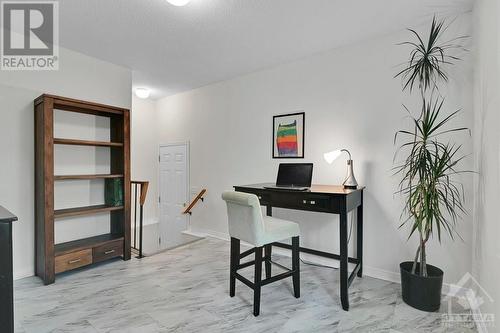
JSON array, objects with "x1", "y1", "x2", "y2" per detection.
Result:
[
  {"x1": 54, "y1": 174, "x2": 124, "y2": 181},
  {"x1": 54, "y1": 138, "x2": 123, "y2": 147},
  {"x1": 54, "y1": 204, "x2": 124, "y2": 219},
  {"x1": 55, "y1": 234, "x2": 124, "y2": 256}
]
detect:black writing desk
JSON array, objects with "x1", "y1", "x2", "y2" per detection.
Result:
[{"x1": 233, "y1": 183, "x2": 364, "y2": 311}]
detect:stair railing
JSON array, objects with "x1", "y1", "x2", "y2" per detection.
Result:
[
  {"x1": 182, "y1": 189, "x2": 207, "y2": 215},
  {"x1": 131, "y1": 181, "x2": 149, "y2": 258}
]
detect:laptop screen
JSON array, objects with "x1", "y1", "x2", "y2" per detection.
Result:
[{"x1": 276, "y1": 163, "x2": 313, "y2": 187}]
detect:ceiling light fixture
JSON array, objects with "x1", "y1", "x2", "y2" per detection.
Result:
[
  {"x1": 166, "y1": 0, "x2": 191, "y2": 6},
  {"x1": 135, "y1": 87, "x2": 151, "y2": 99}
]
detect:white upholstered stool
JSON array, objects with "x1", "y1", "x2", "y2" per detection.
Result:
[{"x1": 221, "y1": 191, "x2": 301, "y2": 316}]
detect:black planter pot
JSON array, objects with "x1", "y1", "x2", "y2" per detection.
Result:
[{"x1": 400, "y1": 261, "x2": 444, "y2": 312}]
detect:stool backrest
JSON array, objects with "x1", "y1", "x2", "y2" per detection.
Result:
[{"x1": 221, "y1": 191, "x2": 264, "y2": 246}]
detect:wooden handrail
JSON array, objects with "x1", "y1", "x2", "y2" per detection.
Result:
[
  {"x1": 131, "y1": 181, "x2": 149, "y2": 205},
  {"x1": 182, "y1": 189, "x2": 207, "y2": 215}
]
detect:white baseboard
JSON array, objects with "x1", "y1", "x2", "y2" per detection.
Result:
[
  {"x1": 364, "y1": 265, "x2": 401, "y2": 284},
  {"x1": 131, "y1": 218, "x2": 158, "y2": 228},
  {"x1": 181, "y1": 229, "x2": 209, "y2": 238},
  {"x1": 14, "y1": 268, "x2": 34, "y2": 281},
  {"x1": 189, "y1": 227, "x2": 230, "y2": 241}
]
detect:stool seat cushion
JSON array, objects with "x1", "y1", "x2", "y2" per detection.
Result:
[
  {"x1": 222, "y1": 191, "x2": 301, "y2": 247},
  {"x1": 260, "y1": 217, "x2": 300, "y2": 246}
]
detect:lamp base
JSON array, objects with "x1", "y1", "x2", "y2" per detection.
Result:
[{"x1": 342, "y1": 159, "x2": 358, "y2": 190}]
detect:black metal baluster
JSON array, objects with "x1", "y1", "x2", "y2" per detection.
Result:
[
  {"x1": 134, "y1": 183, "x2": 138, "y2": 250},
  {"x1": 138, "y1": 189, "x2": 144, "y2": 258}
]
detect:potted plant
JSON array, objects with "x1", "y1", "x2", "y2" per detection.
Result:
[{"x1": 393, "y1": 17, "x2": 470, "y2": 311}]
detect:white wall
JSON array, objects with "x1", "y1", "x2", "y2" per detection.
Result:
[
  {"x1": 0, "y1": 46, "x2": 132, "y2": 279},
  {"x1": 472, "y1": 0, "x2": 500, "y2": 328},
  {"x1": 149, "y1": 15, "x2": 474, "y2": 285},
  {"x1": 131, "y1": 95, "x2": 159, "y2": 226}
]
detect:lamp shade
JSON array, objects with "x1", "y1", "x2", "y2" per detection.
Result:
[{"x1": 323, "y1": 150, "x2": 343, "y2": 164}]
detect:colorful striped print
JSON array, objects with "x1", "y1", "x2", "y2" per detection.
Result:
[{"x1": 276, "y1": 120, "x2": 298, "y2": 156}]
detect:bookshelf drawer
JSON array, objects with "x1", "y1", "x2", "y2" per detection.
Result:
[
  {"x1": 55, "y1": 249, "x2": 92, "y2": 273},
  {"x1": 93, "y1": 240, "x2": 123, "y2": 263}
]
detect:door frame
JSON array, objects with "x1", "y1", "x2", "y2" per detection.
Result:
[{"x1": 158, "y1": 141, "x2": 191, "y2": 236}]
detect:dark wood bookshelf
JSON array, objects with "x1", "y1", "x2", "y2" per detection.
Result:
[
  {"x1": 55, "y1": 234, "x2": 124, "y2": 256},
  {"x1": 53, "y1": 138, "x2": 123, "y2": 147},
  {"x1": 54, "y1": 174, "x2": 124, "y2": 181},
  {"x1": 35, "y1": 94, "x2": 131, "y2": 285},
  {"x1": 54, "y1": 204, "x2": 124, "y2": 219}
]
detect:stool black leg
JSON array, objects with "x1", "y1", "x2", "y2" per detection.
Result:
[
  {"x1": 292, "y1": 236, "x2": 300, "y2": 298},
  {"x1": 254, "y1": 246, "x2": 263, "y2": 316},
  {"x1": 264, "y1": 244, "x2": 272, "y2": 279},
  {"x1": 230, "y1": 237, "x2": 240, "y2": 297}
]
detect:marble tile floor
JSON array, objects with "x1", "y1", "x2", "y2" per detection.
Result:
[{"x1": 14, "y1": 237, "x2": 477, "y2": 333}]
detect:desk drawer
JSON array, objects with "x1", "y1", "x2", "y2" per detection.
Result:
[
  {"x1": 55, "y1": 249, "x2": 92, "y2": 274},
  {"x1": 93, "y1": 240, "x2": 123, "y2": 263},
  {"x1": 272, "y1": 193, "x2": 333, "y2": 212},
  {"x1": 297, "y1": 194, "x2": 332, "y2": 211}
]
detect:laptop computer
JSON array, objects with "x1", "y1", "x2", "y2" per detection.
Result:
[{"x1": 264, "y1": 163, "x2": 313, "y2": 191}]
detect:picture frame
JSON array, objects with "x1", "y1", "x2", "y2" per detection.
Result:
[{"x1": 272, "y1": 112, "x2": 305, "y2": 159}]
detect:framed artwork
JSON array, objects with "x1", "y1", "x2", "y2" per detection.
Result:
[{"x1": 272, "y1": 112, "x2": 305, "y2": 158}]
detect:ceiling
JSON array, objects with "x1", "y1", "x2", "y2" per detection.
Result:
[{"x1": 59, "y1": 0, "x2": 473, "y2": 99}]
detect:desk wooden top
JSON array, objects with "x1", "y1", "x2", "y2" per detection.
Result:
[
  {"x1": 234, "y1": 183, "x2": 365, "y2": 195},
  {"x1": 0, "y1": 206, "x2": 18, "y2": 224}
]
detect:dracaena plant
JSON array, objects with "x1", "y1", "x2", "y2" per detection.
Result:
[
  {"x1": 393, "y1": 16, "x2": 470, "y2": 277},
  {"x1": 395, "y1": 17, "x2": 467, "y2": 94}
]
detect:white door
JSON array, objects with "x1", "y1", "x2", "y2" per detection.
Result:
[{"x1": 159, "y1": 143, "x2": 189, "y2": 250}]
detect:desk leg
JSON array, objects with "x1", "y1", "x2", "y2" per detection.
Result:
[
  {"x1": 357, "y1": 193, "x2": 363, "y2": 278},
  {"x1": 340, "y1": 210, "x2": 349, "y2": 311}
]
